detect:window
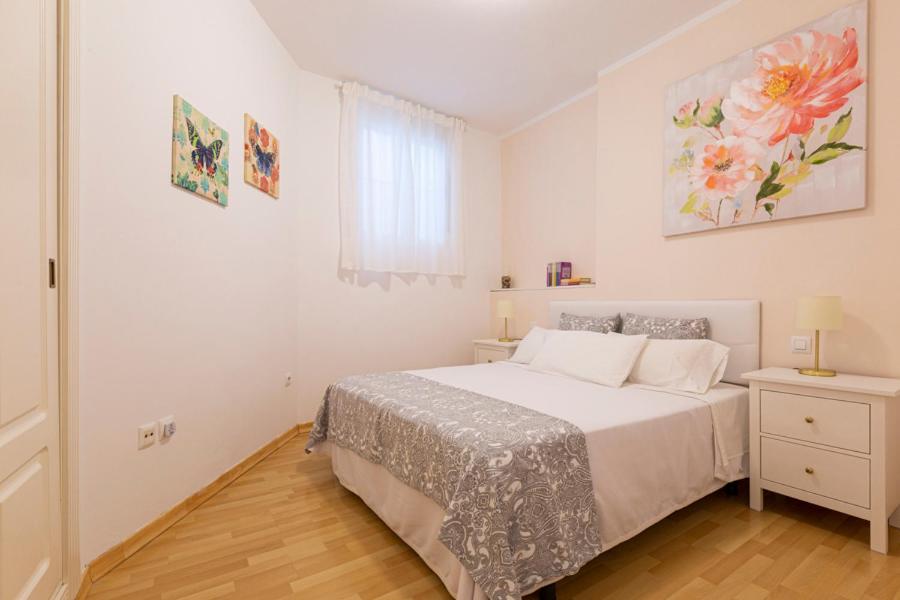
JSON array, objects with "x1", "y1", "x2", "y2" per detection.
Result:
[{"x1": 338, "y1": 82, "x2": 465, "y2": 276}]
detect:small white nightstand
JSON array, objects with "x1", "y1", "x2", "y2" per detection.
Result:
[
  {"x1": 743, "y1": 367, "x2": 900, "y2": 553},
  {"x1": 473, "y1": 339, "x2": 519, "y2": 364}
]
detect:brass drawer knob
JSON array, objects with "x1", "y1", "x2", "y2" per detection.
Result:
[
  {"x1": 805, "y1": 467, "x2": 815, "y2": 475},
  {"x1": 804, "y1": 416, "x2": 815, "y2": 423}
]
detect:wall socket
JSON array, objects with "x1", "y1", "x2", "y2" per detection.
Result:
[
  {"x1": 138, "y1": 422, "x2": 158, "y2": 450},
  {"x1": 139, "y1": 417, "x2": 177, "y2": 449}
]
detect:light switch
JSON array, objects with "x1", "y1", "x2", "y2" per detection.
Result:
[{"x1": 791, "y1": 335, "x2": 811, "y2": 353}]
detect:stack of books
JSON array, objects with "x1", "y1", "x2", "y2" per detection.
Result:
[
  {"x1": 547, "y1": 263, "x2": 593, "y2": 287},
  {"x1": 546, "y1": 262, "x2": 571, "y2": 287},
  {"x1": 561, "y1": 277, "x2": 592, "y2": 286}
]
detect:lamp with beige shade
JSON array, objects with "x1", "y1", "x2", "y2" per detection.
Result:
[
  {"x1": 495, "y1": 300, "x2": 515, "y2": 342},
  {"x1": 796, "y1": 296, "x2": 842, "y2": 377}
]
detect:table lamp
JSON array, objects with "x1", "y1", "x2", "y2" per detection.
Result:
[
  {"x1": 496, "y1": 300, "x2": 515, "y2": 342},
  {"x1": 796, "y1": 296, "x2": 842, "y2": 377}
]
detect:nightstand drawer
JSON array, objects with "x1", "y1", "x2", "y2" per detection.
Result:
[
  {"x1": 760, "y1": 390, "x2": 870, "y2": 453},
  {"x1": 475, "y1": 347, "x2": 510, "y2": 364},
  {"x1": 761, "y1": 437, "x2": 870, "y2": 508}
]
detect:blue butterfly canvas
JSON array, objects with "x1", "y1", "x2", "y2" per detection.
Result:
[
  {"x1": 171, "y1": 95, "x2": 229, "y2": 206},
  {"x1": 243, "y1": 114, "x2": 279, "y2": 198}
]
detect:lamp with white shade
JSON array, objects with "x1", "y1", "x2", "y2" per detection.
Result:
[
  {"x1": 495, "y1": 300, "x2": 515, "y2": 342},
  {"x1": 796, "y1": 295, "x2": 842, "y2": 377}
]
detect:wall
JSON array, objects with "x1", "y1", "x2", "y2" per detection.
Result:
[
  {"x1": 292, "y1": 71, "x2": 501, "y2": 422},
  {"x1": 78, "y1": 0, "x2": 302, "y2": 565},
  {"x1": 501, "y1": 92, "x2": 597, "y2": 290},
  {"x1": 78, "y1": 0, "x2": 501, "y2": 565},
  {"x1": 497, "y1": 0, "x2": 900, "y2": 378}
]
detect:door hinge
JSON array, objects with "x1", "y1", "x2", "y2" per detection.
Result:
[{"x1": 49, "y1": 258, "x2": 56, "y2": 288}]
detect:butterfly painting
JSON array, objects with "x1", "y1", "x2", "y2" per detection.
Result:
[
  {"x1": 243, "y1": 114, "x2": 280, "y2": 198},
  {"x1": 171, "y1": 95, "x2": 229, "y2": 206}
]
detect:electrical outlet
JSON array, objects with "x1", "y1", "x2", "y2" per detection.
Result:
[
  {"x1": 285, "y1": 373, "x2": 293, "y2": 387},
  {"x1": 138, "y1": 422, "x2": 158, "y2": 449},
  {"x1": 158, "y1": 415, "x2": 176, "y2": 441},
  {"x1": 791, "y1": 335, "x2": 811, "y2": 354}
]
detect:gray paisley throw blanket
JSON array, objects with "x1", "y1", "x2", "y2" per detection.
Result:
[{"x1": 306, "y1": 372, "x2": 601, "y2": 600}]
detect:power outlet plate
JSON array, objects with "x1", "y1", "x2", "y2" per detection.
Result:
[
  {"x1": 138, "y1": 422, "x2": 157, "y2": 449},
  {"x1": 791, "y1": 335, "x2": 812, "y2": 354}
]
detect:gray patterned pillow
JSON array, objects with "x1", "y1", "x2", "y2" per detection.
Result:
[
  {"x1": 621, "y1": 312, "x2": 710, "y2": 339},
  {"x1": 559, "y1": 312, "x2": 621, "y2": 334}
]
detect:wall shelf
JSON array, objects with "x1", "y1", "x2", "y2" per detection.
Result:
[{"x1": 490, "y1": 284, "x2": 596, "y2": 292}]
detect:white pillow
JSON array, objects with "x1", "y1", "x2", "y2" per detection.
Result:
[
  {"x1": 528, "y1": 331, "x2": 648, "y2": 387},
  {"x1": 628, "y1": 338, "x2": 730, "y2": 394},
  {"x1": 509, "y1": 326, "x2": 552, "y2": 364}
]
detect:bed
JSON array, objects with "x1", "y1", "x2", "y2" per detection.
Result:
[{"x1": 307, "y1": 300, "x2": 760, "y2": 600}]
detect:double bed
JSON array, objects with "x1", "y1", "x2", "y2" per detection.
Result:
[{"x1": 307, "y1": 300, "x2": 760, "y2": 599}]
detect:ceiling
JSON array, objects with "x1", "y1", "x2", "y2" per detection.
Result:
[{"x1": 251, "y1": 0, "x2": 729, "y2": 135}]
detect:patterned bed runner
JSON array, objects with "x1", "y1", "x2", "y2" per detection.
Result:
[{"x1": 306, "y1": 372, "x2": 601, "y2": 600}]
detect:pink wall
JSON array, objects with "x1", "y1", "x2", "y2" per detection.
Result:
[
  {"x1": 497, "y1": 0, "x2": 900, "y2": 377},
  {"x1": 501, "y1": 92, "x2": 597, "y2": 290}
]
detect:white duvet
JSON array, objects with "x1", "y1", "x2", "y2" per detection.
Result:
[{"x1": 410, "y1": 361, "x2": 749, "y2": 550}]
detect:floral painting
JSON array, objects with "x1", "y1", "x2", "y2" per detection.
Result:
[
  {"x1": 171, "y1": 95, "x2": 229, "y2": 206},
  {"x1": 243, "y1": 114, "x2": 280, "y2": 198},
  {"x1": 663, "y1": 3, "x2": 866, "y2": 236}
]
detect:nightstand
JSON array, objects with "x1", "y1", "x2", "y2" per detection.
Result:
[
  {"x1": 743, "y1": 367, "x2": 900, "y2": 553},
  {"x1": 472, "y1": 339, "x2": 519, "y2": 364}
]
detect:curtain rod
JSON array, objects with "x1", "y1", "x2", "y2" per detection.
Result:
[{"x1": 331, "y1": 81, "x2": 466, "y2": 127}]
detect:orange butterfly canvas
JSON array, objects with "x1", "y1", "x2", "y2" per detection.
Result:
[{"x1": 243, "y1": 114, "x2": 280, "y2": 198}]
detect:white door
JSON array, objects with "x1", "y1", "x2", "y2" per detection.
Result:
[{"x1": 0, "y1": 0, "x2": 63, "y2": 598}]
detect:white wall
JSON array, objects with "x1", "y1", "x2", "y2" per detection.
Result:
[
  {"x1": 78, "y1": 0, "x2": 501, "y2": 565},
  {"x1": 293, "y1": 69, "x2": 502, "y2": 422}
]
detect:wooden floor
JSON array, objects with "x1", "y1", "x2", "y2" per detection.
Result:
[{"x1": 87, "y1": 434, "x2": 900, "y2": 600}]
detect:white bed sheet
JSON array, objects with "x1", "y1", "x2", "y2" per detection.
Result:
[
  {"x1": 315, "y1": 361, "x2": 750, "y2": 599},
  {"x1": 409, "y1": 361, "x2": 749, "y2": 549}
]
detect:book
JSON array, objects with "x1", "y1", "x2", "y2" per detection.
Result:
[{"x1": 547, "y1": 262, "x2": 574, "y2": 286}]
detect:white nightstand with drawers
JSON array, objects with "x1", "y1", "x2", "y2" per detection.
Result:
[
  {"x1": 472, "y1": 339, "x2": 519, "y2": 364},
  {"x1": 743, "y1": 367, "x2": 900, "y2": 553}
]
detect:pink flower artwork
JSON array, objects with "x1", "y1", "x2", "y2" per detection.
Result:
[
  {"x1": 691, "y1": 136, "x2": 765, "y2": 202},
  {"x1": 723, "y1": 28, "x2": 864, "y2": 146},
  {"x1": 663, "y1": 2, "x2": 867, "y2": 236}
]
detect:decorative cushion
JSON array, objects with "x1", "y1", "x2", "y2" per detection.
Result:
[
  {"x1": 621, "y1": 312, "x2": 710, "y2": 339},
  {"x1": 559, "y1": 312, "x2": 621, "y2": 334}
]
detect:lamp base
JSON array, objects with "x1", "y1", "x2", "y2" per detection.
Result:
[
  {"x1": 798, "y1": 368, "x2": 837, "y2": 377},
  {"x1": 498, "y1": 337, "x2": 515, "y2": 343}
]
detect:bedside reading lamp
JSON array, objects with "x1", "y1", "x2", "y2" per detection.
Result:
[
  {"x1": 796, "y1": 296, "x2": 842, "y2": 377},
  {"x1": 495, "y1": 300, "x2": 515, "y2": 342}
]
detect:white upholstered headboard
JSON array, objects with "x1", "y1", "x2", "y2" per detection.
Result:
[{"x1": 549, "y1": 300, "x2": 760, "y2": 385}]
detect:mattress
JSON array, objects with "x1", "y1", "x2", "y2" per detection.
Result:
[{"x1": 312, "y1": 361, "x2": 749, "y2": 599}]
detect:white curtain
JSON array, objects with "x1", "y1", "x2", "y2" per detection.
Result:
[{"x1": 339, "y1": 82, "x2": 466, "y2": 276}]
